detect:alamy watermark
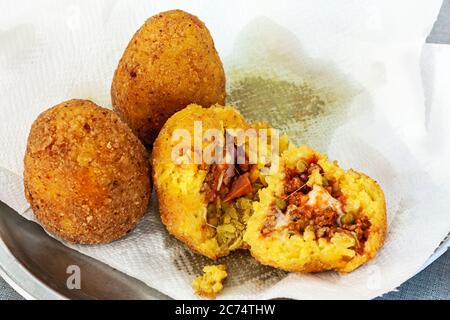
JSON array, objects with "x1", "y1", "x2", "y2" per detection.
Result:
[
  {"x1": 66, "y1": 265, "x2": 81, "y2": 290},
  {"x1": 170, "y1": 121, "x2": 282, "y2": 172}
]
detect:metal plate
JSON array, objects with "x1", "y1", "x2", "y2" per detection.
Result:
[
  {"x1": 0, "y1": 201, "x2": 170, "y2": 300},
  {"x1": 1, "y1": 1, "x2": 449, "y2": 301},
  {"x1": 1, "y1": 199, "x2": 448, "y2": 300}
]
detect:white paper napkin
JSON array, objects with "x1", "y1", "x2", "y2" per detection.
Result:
[{"x1": 0, "y1": 0, "x2": 449, "y2": 299}]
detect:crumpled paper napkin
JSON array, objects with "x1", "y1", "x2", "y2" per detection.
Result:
[{"x1": 0, "y1": 0, "x2": 449, "y2": 299}]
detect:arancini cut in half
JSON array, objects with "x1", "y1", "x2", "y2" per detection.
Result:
[
  {"x1": 152, "y1": 104, "x2": 259, "y2": 259},
  {"x1": 244, "y1": 145, "x2": 386, "y2": 273},
  {"x1": 153, "y1": 104, "x2": 386, "y2": 273}
]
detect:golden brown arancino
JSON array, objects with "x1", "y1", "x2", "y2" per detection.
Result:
[
  {"x1": 24, "y1": 99, "x2": 151, "y2": 244},
  {"x1": 244, "y1": 145, "x2": 387, "y2": 273},
  {"x1": 111, "y1": 9, "x2": 226, "y2": 146},
  {"x1": 153, "y1": 105, "x2": 387, "y2": 273},
  {"x1": 152, "y1": 104, "x2": 249, "y2": 259}
]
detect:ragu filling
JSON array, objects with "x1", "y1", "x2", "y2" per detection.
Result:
[
  {"x1": 262, "y1": 157, "x2": 371, "y2": 254},
  {"x1": 201, "y1": 163, "x2": 254, "y2": 204},
  {"x1": 200, "y1": 140, "x2": 266, "y2": 251}
]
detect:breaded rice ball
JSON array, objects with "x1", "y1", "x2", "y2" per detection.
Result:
[
  {"x1": 24, "y1": 99, "x2": 151, "y2": 244},
  {"x1": 153, "y1": 105, "x2": 386, "y2": 272},
  {"x1": 111, "y1": 9, "x2": 226, "y2": 146},
  {"x1": 244, "y1": 145, "x2": 387, "y2": 273},
  {"x1": 152, "y1": 104, "x2": 252, "y2": 259}
]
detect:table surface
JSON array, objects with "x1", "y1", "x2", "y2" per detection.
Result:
[{"x1": 1, "y1": 1, "x2": 450, "y2": 300}]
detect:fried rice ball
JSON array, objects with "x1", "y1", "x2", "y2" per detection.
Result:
[
  {"x1": 152, "y1": 104, "x2": 250, "y2": 259},
  {"x1": 244, "y1": 145, "x2": 387, "y2": 273},
  {"x1": 24, "y1": 99, "x2": 151, "y2": 244},
  {"x1": 153, "y1": 105, "x2": 386, "y2": 272},
  {"x1": 111, "y1": 9, "x2": 226, "y2": 146}
]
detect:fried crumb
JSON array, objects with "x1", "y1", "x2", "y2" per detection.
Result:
[{"x1": 192, "y1": 264, "x2": 228, "y2": 298}]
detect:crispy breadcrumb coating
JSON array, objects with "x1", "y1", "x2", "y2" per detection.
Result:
[
  {"x1": 111, "y1": 9, "x2": 226, "y2": 146},
  {"x1": 24, "y1": 99, "x2": 151, "y2": 244}
]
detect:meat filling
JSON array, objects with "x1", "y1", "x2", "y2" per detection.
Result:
[
  {"x1": 201, "y1": 163, "x2": 255, "y2": 204},
  {"x1": 262, "y1": 158, "x2": 371, "y2": 254},
  {"x1": 200, "y1": 139, "x2": 265, "y2": 250}
]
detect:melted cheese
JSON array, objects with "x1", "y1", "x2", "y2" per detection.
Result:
[
  {"x1": 306, "y1": 185, "x2": 344, "y2": 216},
  {"x1": 274, "y1": 207, "x2": 289, "y2": 228}
]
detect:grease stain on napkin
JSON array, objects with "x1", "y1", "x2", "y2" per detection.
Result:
[{"x1": 225, "y1": 17, "x2": 362, "y2": 150}]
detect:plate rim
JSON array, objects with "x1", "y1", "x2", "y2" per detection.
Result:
[
  {"x1": 0, "y1": 231, "x2": 448, "y2": 300},
  {"x1": 0, "y1": 237, "x2": 66, "y2": 300}
]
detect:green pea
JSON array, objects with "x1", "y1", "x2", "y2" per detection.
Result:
[
  {"x1": 275, "y1": 198, "x2": 287, "y2": 211},
  {"x1": 340, "y1": 213, "x2": 355, "y2": 225},
  {"x1": 207, "y1": 203, "x2": 215, "y2": 214},
  {"x1": 252, "y1": 182, "x2": 263, "y2": 191}
]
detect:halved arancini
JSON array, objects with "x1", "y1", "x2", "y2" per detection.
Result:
[
  {"x1": 244, "y1": 145, "x2": 386, "y2": 272},
  {"x1": 153, "y1": 105, "x2": 386, "y2": 272}
]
